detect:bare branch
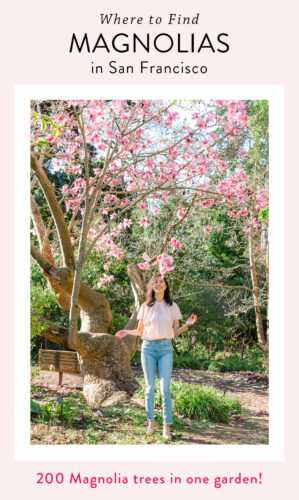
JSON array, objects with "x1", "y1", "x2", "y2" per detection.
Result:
[
  {"x1": 173, "y1": 277, "x2": 254, "y2": 294},
  {"x1": 30, "y1": 153, "x2": 75, "y2": 269}
]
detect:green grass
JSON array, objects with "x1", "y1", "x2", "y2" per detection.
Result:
[
  {"x1": 135, "y1": 379, "x2": 243, "y2": 423},
  {"x1": 30, "y1": 373, "x2": 268, "y2": 445}
]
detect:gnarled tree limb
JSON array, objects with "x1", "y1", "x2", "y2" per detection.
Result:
[{"x1": 30, "y1": 153, "x2": 75, "y2": 269}]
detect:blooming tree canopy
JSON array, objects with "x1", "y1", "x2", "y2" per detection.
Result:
[{"x1": 31, "y1": 100, "x2": 265, "y2": 280}]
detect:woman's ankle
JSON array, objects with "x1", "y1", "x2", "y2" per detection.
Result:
[
  {"x1": 163, "y1": 424, "x2": 172, "y2": 440},
  {"x1": 146, "y1": 420, "x2": 155, "y2": 434}
]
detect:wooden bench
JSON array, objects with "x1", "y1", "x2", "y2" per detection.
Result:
[{"x1": 38, "y1": 349, "x2": 81, "y2": 385}]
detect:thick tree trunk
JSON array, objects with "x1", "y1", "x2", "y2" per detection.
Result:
[
  {"x1": 77, "y1": 333, "x2": 139, "y2": 408},
  {"x1": 35, "y1": 262, "x2": 146, "y2": 407},
  {"x1": 249, "y1": 230, "x2": 269, "y2": 366}
]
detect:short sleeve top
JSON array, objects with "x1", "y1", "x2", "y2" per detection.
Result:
[{"x1": 137, "y1": 300, "x2": 182, "y2": 340}]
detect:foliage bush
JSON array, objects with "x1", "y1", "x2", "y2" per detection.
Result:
[
  {"x1": 131, "y1": 347, "x2": 263, "y2": 372},
  {"x1": 135, "y1": 379, "x2": 243, "y2": 423},
  {"x1": 173, "y1": 354, "x2": 202, "y2": 369},
  {"x1": 131, "y1": 349, "x2": 202, "y2": 369},
  {"x1": 201, "y1": 354, "x2": 262, "y2": 372}
]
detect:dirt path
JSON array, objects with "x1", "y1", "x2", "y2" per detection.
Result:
[
  {"x1": 132, "y1": 367, "x2": 269, "y2": 444},
  {"x1": 32, "y1": 368, "x2": 268, "y2": 445}
]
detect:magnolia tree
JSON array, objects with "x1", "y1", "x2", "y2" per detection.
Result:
[{"x1": 30, "y1": 99, "x2": 268, "y2": 407}]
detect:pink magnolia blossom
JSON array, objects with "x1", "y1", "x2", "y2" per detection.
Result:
[
  {"x1": 169, "y1": 238, "x2": 181, "y2": 250},
  {"x1": 205, "y1": 226, "x2": 211, "y2": 233},
  {"x1": 177, "y1": 206, "x2": 185, "y2": 219},
  {"x1": 138, "y1": 262, "x2": 151, "y2": 270},
  {"x1": 209, "y1": 133, "x2": 218, "y2": 142},
  {"x1": 155, "y1": 254, "x2": 175, "y2": 275},
  {"x1": 137, "y1": 217, "x2": 151, "y2": 228},
  {"x1": 118, "y1": 218, "x2": 132, "y2": 230},
  {"x1": 138, "y1": 253, "x2": 176, "y2": 275},
  {"x1": 97, "y1": 274, "x2": 115, "y2": 288}
]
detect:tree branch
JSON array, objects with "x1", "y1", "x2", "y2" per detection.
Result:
[
  {"x1": 30, "y1": 242, "x2": 59, "y2": 279},
  {"x1": 34, "y1": 315, "x2": 70, "y2": 349},
  {"x1": 30, "y1": 194, "x2": 55, "y2": 265},
  {"x1": 173, "y1": 277, "x2": 254, "y2": 294},
  {"x1": 30, "y1": 153, "x2": 75, "y2": 269}
]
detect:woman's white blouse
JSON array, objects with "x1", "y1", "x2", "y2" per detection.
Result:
[{"x1": 137, "y1": 301, "x2": 182, "y2": 340}]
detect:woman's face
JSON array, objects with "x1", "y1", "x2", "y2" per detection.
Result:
[{"x1": 152, "y1": 276, "x2": 167, "y2": 295}]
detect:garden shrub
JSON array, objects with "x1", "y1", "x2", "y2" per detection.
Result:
[
  {"x1": 201, "y1": 354, "x2": 263, "y2": 372},
  {"x1": 135, "y1": 379, "x2": 242, "y2": 423}
]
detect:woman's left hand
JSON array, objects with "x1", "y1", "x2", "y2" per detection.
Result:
[
  {"x1": 186, "y1": 313, "x2": 197, "y2": 325},
  {"x1": 115, "y1": 330, "x2": 128, "y2": 338}
]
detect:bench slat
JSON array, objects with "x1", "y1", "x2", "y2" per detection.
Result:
[{"x1": 38, "y1": 349, "x2": 81, "y2": 375}]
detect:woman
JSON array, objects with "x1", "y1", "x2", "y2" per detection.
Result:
[{"x1": 116, "y1": 273, "x2": 197, "y2": 441}]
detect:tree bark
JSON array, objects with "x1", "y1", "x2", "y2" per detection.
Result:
[
  {"x1": 33, "y1": 259, "x2": 146, "y2": 407},
  {"x1": 249, "y1": 230, "x2": 269, "y2": 365}
]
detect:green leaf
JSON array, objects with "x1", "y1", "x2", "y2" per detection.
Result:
[
  {"x1": 36, "y1": 139, "x2": 49, "y2": 145},
  {"x1": 258, "y1": 206, "x2": 269, "y2": 221},
  {"x1": 53, "y1": 128, "x2": 60, "y2": 139},
  {"x1": 31, "y1": 399, "x2": 43, "y2": 413},
  {"x1": 41, "y1": 115, "x2": 54, "y2": 123}
]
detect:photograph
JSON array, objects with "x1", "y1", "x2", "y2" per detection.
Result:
[{"x1": 29, "y1": 98, "x2": 269, "y2": 446}]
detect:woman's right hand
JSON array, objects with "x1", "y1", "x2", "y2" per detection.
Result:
[
  {"x1": 115, "y1": 330, "x2": 128, "y2": 338},
  {"x1": 186, "y1": 314, "x2": 197, "y2": 325}
]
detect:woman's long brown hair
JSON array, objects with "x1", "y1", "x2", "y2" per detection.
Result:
[{"x1": 145, "y1": 273, "x2": 173, "y2": 307}]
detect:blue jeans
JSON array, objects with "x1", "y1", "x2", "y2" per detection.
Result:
[{"x1": 141, "y1": 339, "x2": 173, "y2": 424}]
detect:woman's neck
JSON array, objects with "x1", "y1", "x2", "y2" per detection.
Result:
[{"x1": 155, "y1": 293, "x2": 164, "y2": 302}]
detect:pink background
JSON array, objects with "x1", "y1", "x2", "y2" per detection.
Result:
[{"x1": 2, "y1": 0, "x2": 299, "y2": 497}]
